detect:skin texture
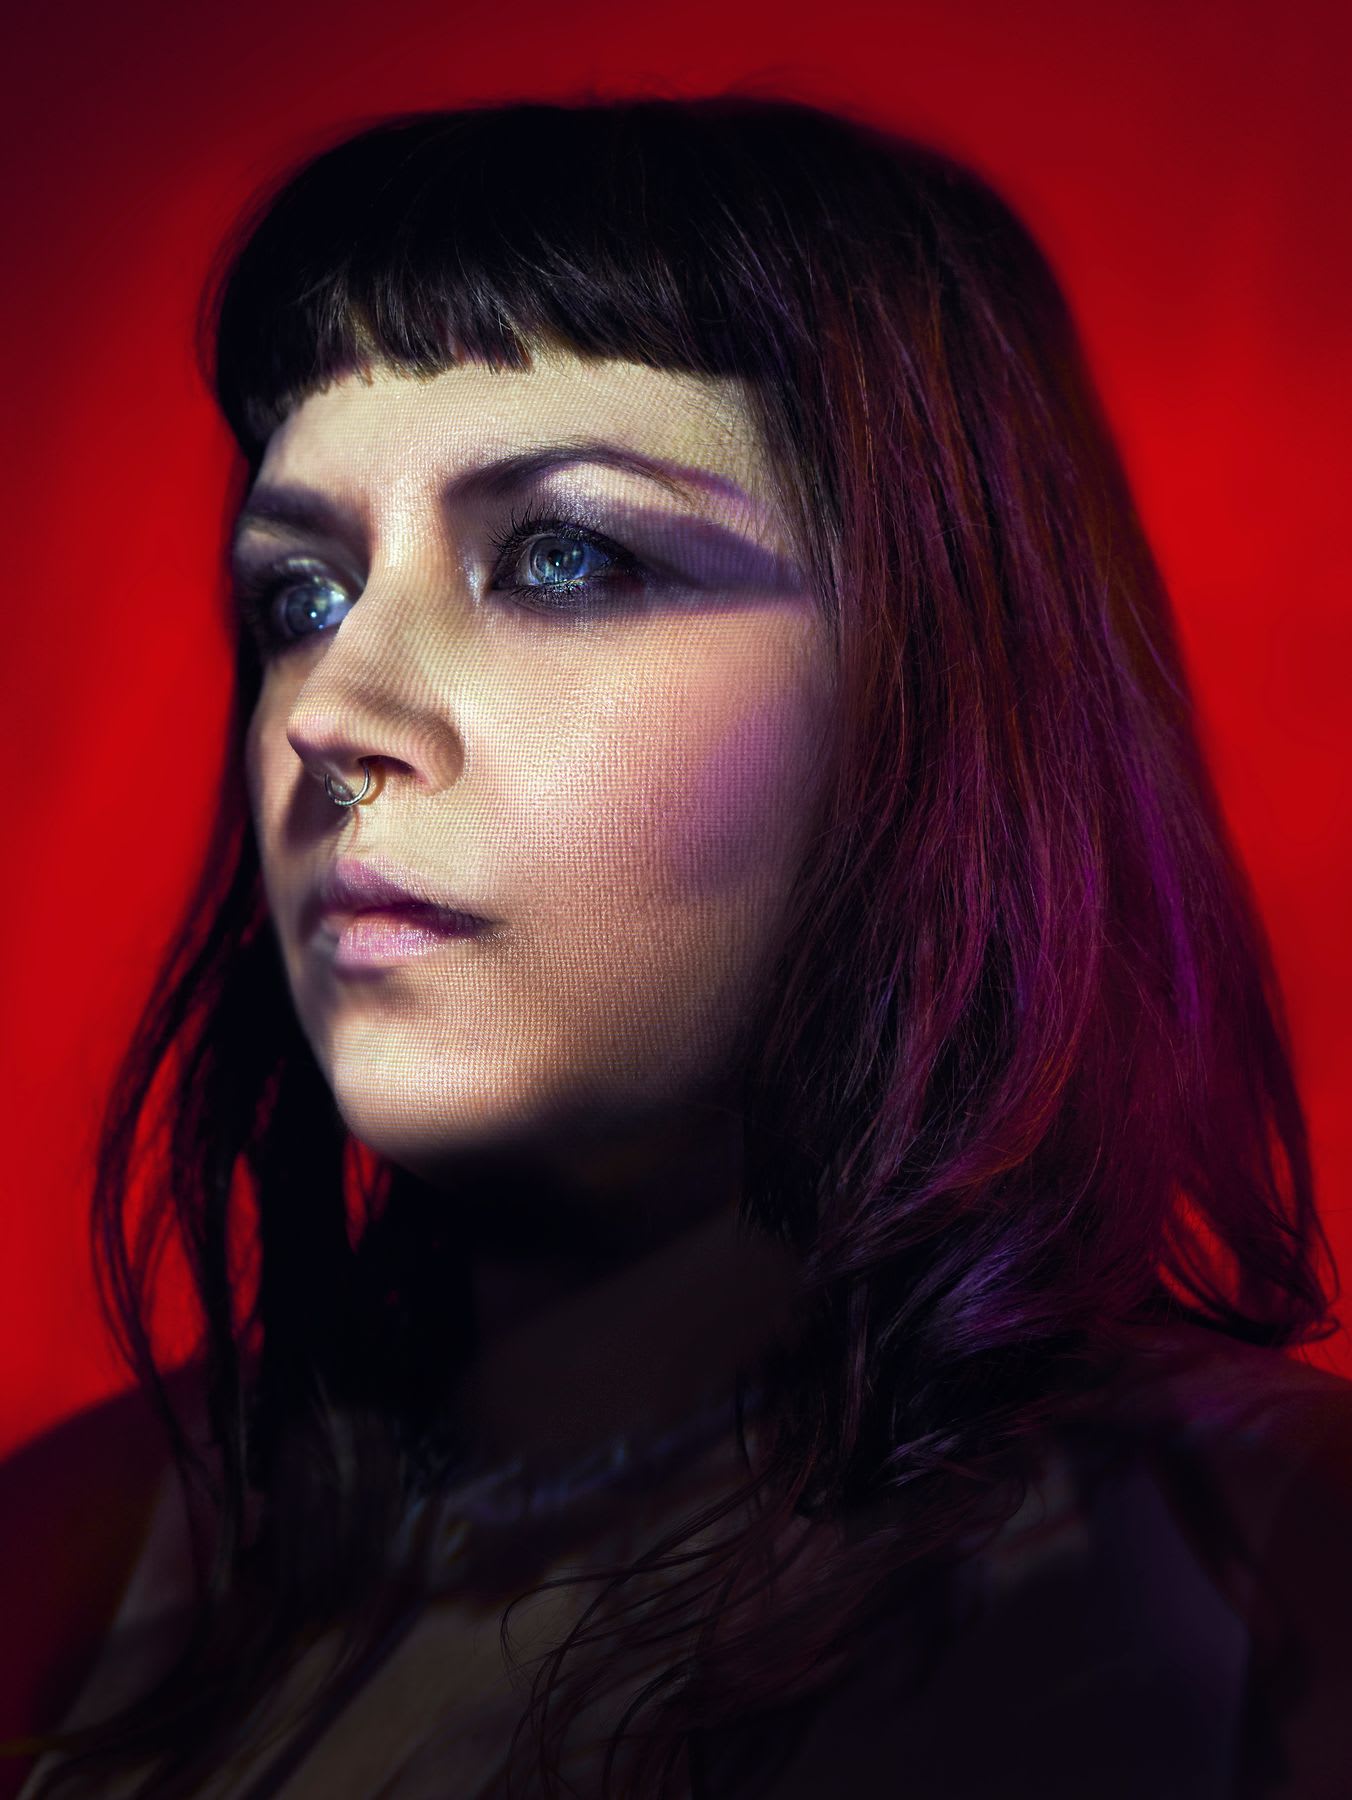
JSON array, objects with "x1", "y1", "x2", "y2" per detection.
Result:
[{"x1": 238, "y1": 349, "x2": 835, "y2": 1458}]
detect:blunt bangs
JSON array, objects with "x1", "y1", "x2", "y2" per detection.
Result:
[{"x1": 205, "y1": 97, "x2": 856, "y2": 465}]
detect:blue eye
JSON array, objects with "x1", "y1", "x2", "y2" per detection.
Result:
[
  {"x1": 237, "y1": 562, "x2": 355, "y2": 651},
  {"x1": 521, "y1": 535, "x2": 608, "y2": 587},
  {"x1": 275, "y1": 574, "x2": 353, "y2": 639},
  {"x1": 488, "y1": 510, "x2": 642, "y2": 610}
]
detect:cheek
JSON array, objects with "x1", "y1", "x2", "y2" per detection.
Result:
[
  {"x1": 652, "y1": 689, "x2": 822, "y2": 899},
  {"x1": 247, "y1": 694, "x2": 292, "y2": 816},
  {"x1": 244, "y1": 708, "x2": 289, "y2": 950},
  {"x1": 487, "y1": 616, "x2": 831, "y2": 928},
  {"x1": 243, "y1": 704, "x2": 267, "y2": 820},
  {"x1": 244, "y1": 685, "x2": 307, "y2": 909},
  {"x1": 519, "y1": 617, "x2": 830, "y2": 935}
]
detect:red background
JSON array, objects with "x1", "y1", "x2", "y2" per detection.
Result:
[{"x1": 2, "y1": 0, "x2": 1349, "y2": 1461}]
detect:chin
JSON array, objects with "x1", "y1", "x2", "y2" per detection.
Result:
[
  {"x1": 324, "y1": 1051, "x2": 632, "y2": 1175},
  {"x1": 331, "y1": 1078, "x2": 540, "y2": 1170}
]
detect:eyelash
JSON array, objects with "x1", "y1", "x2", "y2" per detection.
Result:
[
  {"x1": 485, "y1": 507, "x2": 644, "y2": 607},
  {"x1": 236, "y1": 509, "x2": 646, "y2": 652}
]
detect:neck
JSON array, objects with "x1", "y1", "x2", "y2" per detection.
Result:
[{"x1": 413, "y1": 1095, "x2": 800, "y2": 1472}]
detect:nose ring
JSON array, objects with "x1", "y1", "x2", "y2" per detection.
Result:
[{"x1": 324, "y1": 759, "x2": 374, "y2": 807}]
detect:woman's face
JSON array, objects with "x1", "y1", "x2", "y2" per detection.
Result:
[{"x1": 239, "y1": 348, "x2": 835, "y2": 1179}]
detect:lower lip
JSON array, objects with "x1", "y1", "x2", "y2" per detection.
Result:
[{"x1": 322, "y1": 906, "x2": 488, "y2": 972}]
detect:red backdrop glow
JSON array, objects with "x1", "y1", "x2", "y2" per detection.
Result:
[{"x1": 3, "y1": 0, "x2": 1349, "y2": 1457}]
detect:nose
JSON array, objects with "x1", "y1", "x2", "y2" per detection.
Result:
[{"x1": 283, "y1": 571, "x2": 466, "y2": 802}]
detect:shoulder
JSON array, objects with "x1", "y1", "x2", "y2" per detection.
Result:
[
  {"x1": 1080, "y1": 1324, "x2": 1352, "y2": 1800},
  {"x1": 1225, "y1": 1356, "x2": 1352, "y2": 1800},
  {"x1": 0, "y1": 1365, "x2": 207, "y2": 1769},
  {"x1": 1103, "y1": 1323, "x2": 1352, "y2": 1581},
  {"x1": 692, "y1": 1328, "x2": 1352, "y2": 1800}
]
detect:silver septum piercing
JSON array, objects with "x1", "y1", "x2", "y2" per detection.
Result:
[{"x1": 324, "y1": 760, "x2": 373, "y2": 806}]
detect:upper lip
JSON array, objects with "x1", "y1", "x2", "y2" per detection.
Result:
[{"x1": 303, "y1": 855, "x2": 491, "y2": 936}]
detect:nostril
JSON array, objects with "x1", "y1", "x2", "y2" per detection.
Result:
[{"x1": 323, "y1": 760, "x2": 376, "y2": 806}]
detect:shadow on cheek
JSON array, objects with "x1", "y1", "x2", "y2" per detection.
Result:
[{"x1": 661, "y1": 705, "x2": 820, "y2": 898}]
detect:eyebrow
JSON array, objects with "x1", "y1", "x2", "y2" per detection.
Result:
[{"x1": 230, "y1": 440, "x2": 766, "y2": 555}]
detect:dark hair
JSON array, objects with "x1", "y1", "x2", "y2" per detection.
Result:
[{"x1": 14, "y1": 89, "x2": 1338, "y2": 1796}]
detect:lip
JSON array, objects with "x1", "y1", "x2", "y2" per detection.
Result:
[
  {"x1": 323, "y1": 907, "x2": 487, "y2": 972},
  {"x1": 303, "y1": 855, "x2": 494, "y2": 970}
]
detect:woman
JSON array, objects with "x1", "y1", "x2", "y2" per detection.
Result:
[{"x1": 4, "y1": 91, "x2": 1350, "y2": 1798}]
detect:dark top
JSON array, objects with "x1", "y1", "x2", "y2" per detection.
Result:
[
  {"x1": 692, "y1": 1322, "x2": 1352, "y2": 1799},
  {"x1": 6, "y1": 1321, "x2": 1352, "y2": 1796}
]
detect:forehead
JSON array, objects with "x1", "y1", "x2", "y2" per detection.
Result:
[{"x1": 256, "y1": 350, "x2": 780, "y2": 525}]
